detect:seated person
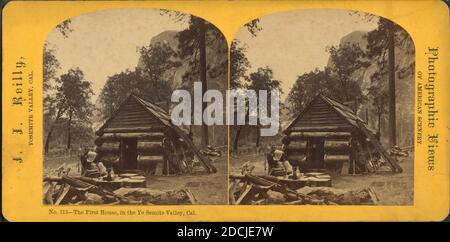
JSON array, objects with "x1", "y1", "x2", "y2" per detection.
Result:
[
  {"x1": 267, "y1": 145, "x2": 290, "y2": 177},
  {"x1": 80, "y1": 148, "x2": 107, "y2": 177}
]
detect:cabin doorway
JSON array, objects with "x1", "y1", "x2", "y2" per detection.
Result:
[
  {"x1": 120, "y1": 138, "x2": 138, "y2": 170},
  {"x1": 308, "y1": 138, "x2": 325, "y2": 169}
]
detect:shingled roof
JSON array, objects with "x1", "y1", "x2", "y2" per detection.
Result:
[
  {"x1": 133, "y1": 94, "x2": 190, "y2": 134},
  {"x1": 284, "y1": 94, "x2": 374, "y2": 134},
  {"x1": 96, "y1": 93, "x2": 189, "y2": 135}
]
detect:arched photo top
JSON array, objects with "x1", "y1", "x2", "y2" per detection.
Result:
[
  {"x1": 42, "y1": 8, "x2": 230, "y2": 205},
  {"x1": 229, "y1": 9, "x2": 415, "y2": 203},
  {"x1": 44, "y1": 8, "x2": 228, "y2": 96}
]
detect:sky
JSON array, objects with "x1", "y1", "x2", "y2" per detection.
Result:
[
  {"x1": 46, "y1": 8, "x2": 188, "y2": 101},
  {"x1": 47, "y1": 8, "x2": 378, "y2": 103},
  {"x1": 233, "y1": 9, "x2": 378, "y2": 100}
]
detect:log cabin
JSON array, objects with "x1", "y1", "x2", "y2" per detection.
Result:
[
  {"x1": 283, "y1": 94, "x2": 402, "y2": 174},
  {"x1": 94, "y1": 93, "x2": 216, "y2": 175}
]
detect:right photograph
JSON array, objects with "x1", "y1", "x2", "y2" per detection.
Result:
[{"x1": 229, "y1": 9, "x2": 415, "y2": 205}]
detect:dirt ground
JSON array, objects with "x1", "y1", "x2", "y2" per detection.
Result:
[
  {"x1": 44, "y1": 153, "x2": 228, "y2": 205},
  {"x1": 230, "y1": 152, "x2": 414, "y2": 205},
  {"x1": 145, "y1": 157, "x2": 228, "y2": 205}
]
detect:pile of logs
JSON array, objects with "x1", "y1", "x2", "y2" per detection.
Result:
[
  {"x1": 43, "y1": 172, "x2": 196, "y2": 205},
  {"x1": 229, "y1": 172, "x2": 378, "y2": 205}
]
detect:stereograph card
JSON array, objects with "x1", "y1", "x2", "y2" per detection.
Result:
[{"x1": 2, "y1": 0, "x2": 449, "y2": 222}]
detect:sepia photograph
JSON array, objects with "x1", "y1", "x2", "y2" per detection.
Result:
[
  {"x1": 229, "y1": 9, "x2": 415, "y2": 205},
  {"x1": 42, "y1": 8, "x2": 228, "y2": 205}
]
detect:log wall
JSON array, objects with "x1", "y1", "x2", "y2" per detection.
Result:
[{"x1": 284, "y1": 98, "x2": 355, "y2": 172}]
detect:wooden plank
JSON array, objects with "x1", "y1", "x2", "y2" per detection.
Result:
[
  {"x1": 289, "y1": 126, "x2": 352, "y2": 132},
  {"x1": 169, "y1": 127, "x2": 217, "y2": 173},
  {"x1": 297, "y1": 119, "x2": 348, "y2": 125},
  {"x1": 101, "y1": 132, "x2": 164, "y2": 139},
  {"x1": 290, "y1": 131, "x2": 351, "y2": 139},
  {"x1": 107, "y1": 124, "x2": 157, "y2": 129},
  {"x1": 95, "y1": 132, "x2": 164, "y2": 145},
  {"x1": 99, "y1": 126, "x2": 166, "y2": 135},
  {"x1": 300, "y1": 115, "x2": 342, "y2": 121},
  {"x1": 54, "y1": 184, "x2": 71, "y2": 205},
  {"x1": 108, "y1": 120, "x2": 161, "y2": 126},
  {"x1": 356, "y1": 120, "x2": 402, "y2": 173},
  {"x1": 114, "y1": 112, "x2": 155, "y2": 118},
  {"x1": 112, "y1": 112, "x2": 154, "y2": 118},
  {"x1": 235, "y1": 183, "x2": 255, "y2": 205},
  {"x1": 117, "y1": 110, "x2": 148, "y2": 115},
  {"x1": 111, "y1": 116, "x2": 159, "y2": 122}
]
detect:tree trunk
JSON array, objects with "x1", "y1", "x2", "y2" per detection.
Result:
[
  {"x1": 387, "y1": 19, "x2": 396, "y2": 146},
  {"x1": 44, "y1": 127, "x2": 55, "y2": 154},
  {"x1": 233, "y1": 126, "x2": 243, "y2": 153},
  {"x1": 44, "y1": 103, "x2": 66, "y2": 154},
  {"x1": 256, "y1": 118, "x2": 261, "y2": 148},
  {"x1": 67, "y1": 110, "x2": 72, "y2": 149},
  {"x1": 377, "y1": 111, "x2": 382, "y2": 138},
  {"x1": 233, "y1": 103, "x2": 250, "y2": 153},
  {"x1": 199, "y1": 18, "x2": 208, "y2": 147}
]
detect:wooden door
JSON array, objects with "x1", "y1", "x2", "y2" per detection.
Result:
[
  {"x1": 309, "y1": 138, "x2": 325, "y2": 169},
  {"x1": 120, "y1": 138, "x2": 138, "y2": 170}
]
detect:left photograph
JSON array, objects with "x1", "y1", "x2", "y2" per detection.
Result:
[{"x1": 42, "y1": 9, "x2": 229, "y2": 205}]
